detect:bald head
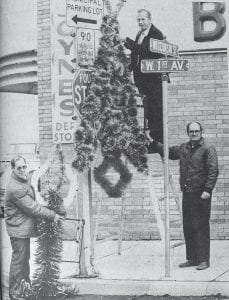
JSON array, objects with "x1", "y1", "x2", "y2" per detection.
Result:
[
  {"x1": 186, "y1": 121, "x2": 203, "y2": 134},
  {"x1": 187, "y1": 121, "x2": 203, "y2": 144}
]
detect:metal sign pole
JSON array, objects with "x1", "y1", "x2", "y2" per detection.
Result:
[
  {"x1": 162, "y1": 73, "x2": 170, "y2": 277},
  {"x1": 141, "y1": 41, "x2": 189, "y2": 278}
]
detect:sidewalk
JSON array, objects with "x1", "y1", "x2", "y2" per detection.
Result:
[
  {"x1": 60, "y1": 240, "x2": 229, "y2": 297},
  {"x1": 1, "y1": 218, "x2": 229, "y2": 298}
]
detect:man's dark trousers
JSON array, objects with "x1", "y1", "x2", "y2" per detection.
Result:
[
  {"x1": 182, "y1": 192, "x2": 211, "y2": 264},
  {"x1": 143, "y1": 78, "x2": 163, "y2": 143},
  {"x1": 9, "y1": 237, "x2": 30, "y2": 298}
]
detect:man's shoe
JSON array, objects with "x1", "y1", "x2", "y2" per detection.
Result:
[
  {"x1": 179, "y1": 260, "x2": 198, "y2": 268},
  {"x1": 196, "y1": 261, "x2": 209, "y2": 270}
]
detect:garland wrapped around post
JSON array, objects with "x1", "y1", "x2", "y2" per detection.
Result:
[
  {"x1": 31, "y1": 145, "x2": 77, "y2": 299},
  {"x1": 72, "y1": 0, "x2": 149, "y2": 197}
]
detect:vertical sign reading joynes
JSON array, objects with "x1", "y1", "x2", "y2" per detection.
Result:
[{"x1": 51, "y1": 0, "x2": 77, "y2": 143}]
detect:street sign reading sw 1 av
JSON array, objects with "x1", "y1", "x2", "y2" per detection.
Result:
[
  {"x1": 141, "y1": 59, "x2": 189, "y2": 73},
  {"x1": 66, "y1": 0, "x2": 104, "y2": 29},
  {"x1": 150, "y1": 39, "x2": 179, "y2": 57}
]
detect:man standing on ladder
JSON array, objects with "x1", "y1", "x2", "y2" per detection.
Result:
[
  {"x1": 124, "y1": 8, "x2": 165, "y2": 142},
  {"x1": 146, "y1": 121, "x2": 219, "y2": 270}
]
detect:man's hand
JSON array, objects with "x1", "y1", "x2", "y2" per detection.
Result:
[
  {"x1": 124, "y1": 37, "x2": 137, "y2": 51},
  {"x1": 145, "y1": 129, "x2": 154, "y2": 143},
  {"x1": 200, "y1": 191, "x2": 211, "y2": 200},
  {"x1": 54, "y1": 213, "x2": 65, "y2": 223}
]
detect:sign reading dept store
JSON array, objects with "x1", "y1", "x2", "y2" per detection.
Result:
[
  {"x1": 51, "y1": 0, "x2": 103, "y2": 144},
  {"x1": 51, "y1": 1, "x2": 78, "y2": 144}
]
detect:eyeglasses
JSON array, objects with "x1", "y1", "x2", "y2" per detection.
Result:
[
  {"x1": 188, "y1": 130, "x2": 201, "y2": 134},
  {"x1": 16, "y1": 165, "x2": 27, "y2": 171}
]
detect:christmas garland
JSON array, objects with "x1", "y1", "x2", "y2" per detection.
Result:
[
  {"x1": 94, "y1": 156, "x2": 132, "y2": 198},
  {"x1": 72, "y1": 0, "x2": 149, "y2": 198},
  {"x1": 31, "y1": 145, "x2": 78, "y2": 299}
]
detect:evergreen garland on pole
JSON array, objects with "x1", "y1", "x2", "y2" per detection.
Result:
[
  {"x1": 32, "y1": 145, "x2": 77, "y2": 299},
  {"x1": 72, "y1": 0, "x2": 148, "y2": 197},
  {"x1": 32, "y1": 191, "x2": 64, "y2": 298}
]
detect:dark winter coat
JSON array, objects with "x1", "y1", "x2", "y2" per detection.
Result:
[
  {"x1": 130, "y1": 24, "x2": 164, "y2": 94},
  {"x1": 148, "y1": 138, "x2": 219, "y2": 193},
  {"x1": 4, "y1": 172, "x2": 55, "y2": 238}
]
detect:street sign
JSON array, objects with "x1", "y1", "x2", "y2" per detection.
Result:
[
  {"x1": 150, "y1": 39, "x2": 179, "y2": 57},
  {"x1": 72, "y1": 68, "x2": 92, "y2": 112},
  {"x1": 141, "y1": 59, "x2": 189, "y2": 73},
  {"x1": 77, "y1": 28, "x2": 95, "y2": 66},
  {"x1": 66, "y1": 0, "x2": 104, "y2": 29}
]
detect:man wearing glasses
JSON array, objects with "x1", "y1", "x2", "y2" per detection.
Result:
[
  {"x1": 146, "y1": 121, "x2": 219, "y2": 270},
  {"x1": 4, "y1": 155, "x2": 64, "y2": 300}
]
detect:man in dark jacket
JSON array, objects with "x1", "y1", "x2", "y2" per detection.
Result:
[
  {"x1": 4, "y1": 155, "x2": 64, "y2": 300},
  {"x1": 146, "y1": 121, "x2": 219, "y2": 270},
  {"x1": 124, "y1": 9, "x2": 165, "y2": 142}
]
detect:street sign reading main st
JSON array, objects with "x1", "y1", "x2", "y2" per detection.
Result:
[
  {"x1": 150, "y1": 39, "x2": 179, "y2": 57},
  {"x1": 66, "y1": 0, "x2": 104, "y2": 29},
  {"x1": 141, "y1": 59, "x2": 189, "y2": 73}
]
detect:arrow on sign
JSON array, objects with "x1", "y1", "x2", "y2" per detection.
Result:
[{"x1": 72, "y1": 15, "x2": 97, "y2": 25}]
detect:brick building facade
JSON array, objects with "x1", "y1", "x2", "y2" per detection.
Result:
[{"x1": 37, "y1": 0, "x2": 229, "y2": 241}]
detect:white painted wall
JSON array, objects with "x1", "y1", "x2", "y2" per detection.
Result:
[
  {"x1": 0, "y1": 0, "x2": 37, "y2": 56},
  {"x1": 0, "y1": 93, "x2": 39, "y2": 156}
]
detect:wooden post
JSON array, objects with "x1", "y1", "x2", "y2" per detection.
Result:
[
  {"x1": 91, "y1": 188, "x2": 103, "y2": 265},
  {"x1": 88, "y1": 168, "x2": 98, "y2": 274},
  {"x1": 77, "y1": 171, "x2": 95, "y2": 276},
  {"x1": 118, "y1": 193, "x2": 125, "y2": 255},
  {"x1": 147, "y1": 173, "x2": 165, "y2": 242},
  {"x1": 162, "y1": 73, "x2": 170, "y2": 277},
  {"x1": 169, "y1": 169, "x2": 182, "y2": 214},
  {"x1": 77, "y1": 177, "x2": 87, "y2": 275}
]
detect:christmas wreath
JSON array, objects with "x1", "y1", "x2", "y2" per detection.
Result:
[{"x1": 94, "y1": 156, "x2": 132, "y2": 198}]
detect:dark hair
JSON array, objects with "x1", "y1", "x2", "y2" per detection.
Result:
[
  {"x1": 186, "y1": 121, "x2": 203, "y2": 134},
  {"x1": 137, "y1": 9, "x2": 151, "y2": 19},
  {"x1": 11, "y1": 155, "x2": 26, "y2": 168}
]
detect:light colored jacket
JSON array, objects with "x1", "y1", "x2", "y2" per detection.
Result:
[{"x1": 4, "y1": 172, "x2": 55, "y2": 238}]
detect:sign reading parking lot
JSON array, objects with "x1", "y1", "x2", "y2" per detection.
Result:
[
  {"x1": 141, "y1": 59, "x2": 189, "y2": 73},
  {"x1": 66, "y1": 0, "x2": 104, "y2": 29},
  {"x1": 150, "y1": 39, "x2": 179, "y2": 57}
]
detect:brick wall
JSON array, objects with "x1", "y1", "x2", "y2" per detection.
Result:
[
  {"x1": 169, "y1": 50, "x2": 229, "y2": 240},
  {"x1": 92, "y1": 50, "x2": 229, "y2": 241},
  {"x1": 37, "y1": 2, "x2": 229, "y2": 240},
  {"x1": 37, "y1": 0, "x2": 53, "y2": 161}
]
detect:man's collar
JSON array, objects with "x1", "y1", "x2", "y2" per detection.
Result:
[
  {"x1": 189, "y1": 137, "x2": 204, "y2": 148},
  {"x1": 141, "y1": 24, "x2": 151, "y2": 36},
  {"x1": 11, "y1": 171, "x2": 28, "y2": 183}
]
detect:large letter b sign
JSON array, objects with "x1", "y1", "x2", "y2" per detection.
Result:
[{"x1": 193, "y1": 2, "x2": 226, "y2": 42}]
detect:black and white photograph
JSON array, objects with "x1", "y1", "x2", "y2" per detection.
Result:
[{"x1": 0, "y1": 0, "x2": 229, "y2": 299}]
